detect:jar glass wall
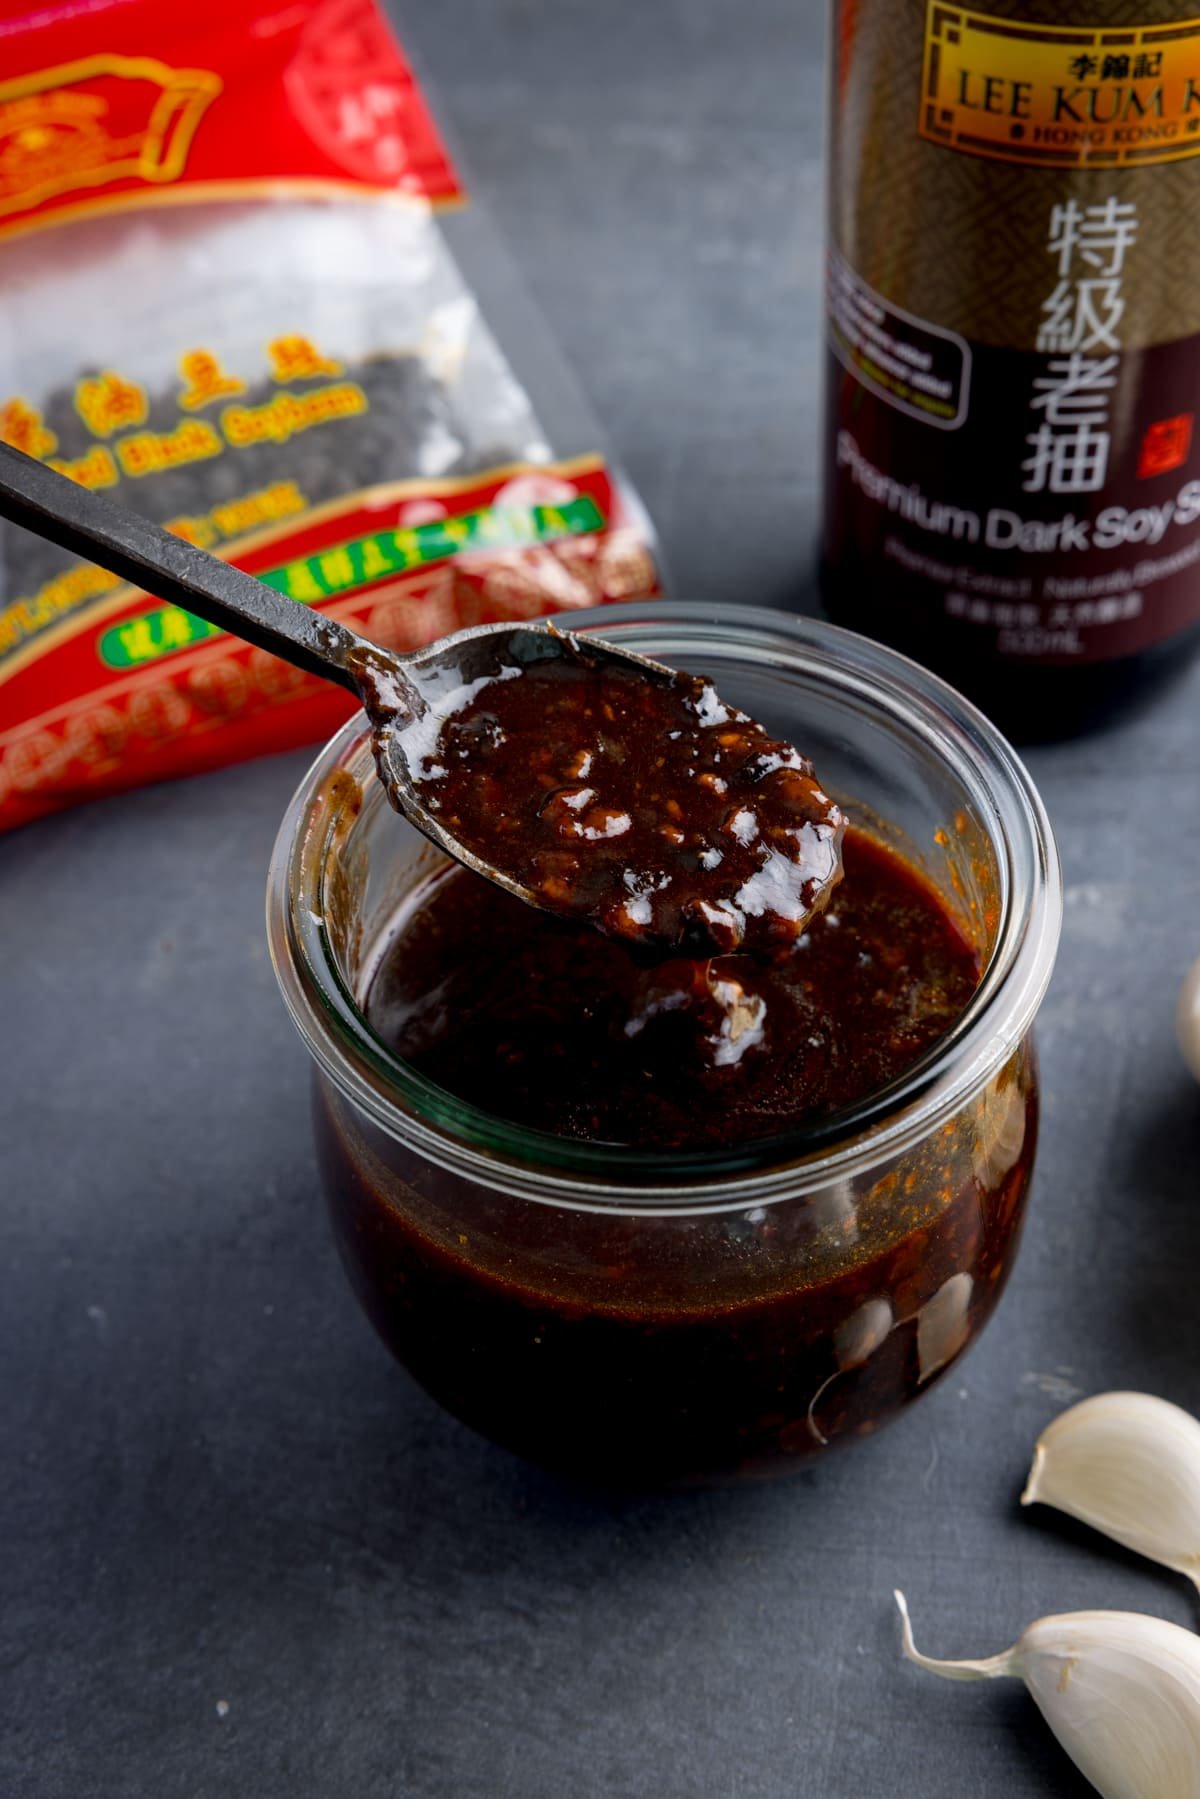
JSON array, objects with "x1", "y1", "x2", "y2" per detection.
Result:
[{"x1": 267, "y1": 604, "x2": 1061, "y2": 1484}]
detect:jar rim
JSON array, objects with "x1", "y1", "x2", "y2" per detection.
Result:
[{"x1": 266, "y1": 603, "x2": 1061, "y2": 1214}]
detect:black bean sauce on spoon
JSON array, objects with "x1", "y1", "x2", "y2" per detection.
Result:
[
  {"x1": 381, "y1": 629, "x2": 845, "y2": 956},
  {"x1": 0, "y1": 437, "x2": 842, "y2": 957}
]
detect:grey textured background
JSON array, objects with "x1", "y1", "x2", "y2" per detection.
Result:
[{"x1": 4, "y1": 3, "x2": 1200, "y2": 1795}]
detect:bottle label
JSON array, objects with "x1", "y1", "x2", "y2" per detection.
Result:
[
  {"x1": 825, "y1": 0, "x2": 1200, "y2": 665},
  {"x1": 827, "y1": 344, "x2": 1200, "y2": 663},
  {"x1": 920, "y1": 6, "x2": 1200, "y2": 171},
  {"x1": 828, "y1": 252, "x2": 972, "y2": 428}
]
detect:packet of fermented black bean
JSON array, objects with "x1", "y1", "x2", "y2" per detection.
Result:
[{"x1": 0, "y1": 0, "x2": 662, "y2": 831}]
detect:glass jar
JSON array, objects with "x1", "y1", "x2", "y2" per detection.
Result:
[{"x1": 267, "y1": 603, "x2": 1061, "y2": 1484}]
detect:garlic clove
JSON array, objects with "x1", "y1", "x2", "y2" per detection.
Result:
[
  {"x1": 972, "y1": 1075, "x2": 1027, "y2": 1189},
  {"x1": 1022, "y1": 1390, "x2": 1200, "y2": 1593},
  {"x1": 916, "y1": 1272, "x2": 973, "y2": 1385},
  {"x1": 834, "y1": 1297, "x2": 892, "y2": 1371},
  {"x1": 1179, "y1": 954, "x2": 1200, "y2": 1083},
  {"x1": 895, "y1": 1591, "x2": 1200, "y2": 1799}
]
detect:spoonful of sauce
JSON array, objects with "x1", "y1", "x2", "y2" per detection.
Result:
[{"x1": 0, "y1": 442, "x2": 844, "y2": 953}]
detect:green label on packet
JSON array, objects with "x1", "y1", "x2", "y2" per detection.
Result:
[
  {"x1": 261, "y1": 497, "x2": 605, "y2": 604},
  {"x1": 99, "y1": 607, "x2": 223, "y2": 668},
  {"x1": 97, "y1": 495, "x2": 606, "y2": 670}
]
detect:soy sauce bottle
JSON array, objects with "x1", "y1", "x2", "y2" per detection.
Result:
[{"x1": 821, "y1": 0, "x2": 1200, "y2": 737}]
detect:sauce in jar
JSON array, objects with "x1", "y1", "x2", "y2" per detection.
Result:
[
  {"x1": 365, "y1": 828, "x2": 977, "y2": 1147},
  {"x1": 314, "y1": 823, "x2": 1035, "y2": 1482}
]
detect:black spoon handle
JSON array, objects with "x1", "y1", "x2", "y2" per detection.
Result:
[{"x1": 0, "y1": 439, "x2": 364, "y2": 695}]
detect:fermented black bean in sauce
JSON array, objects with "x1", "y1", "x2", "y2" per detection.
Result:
[
  {"x1": 365, "y1": 827, "x2": 980, "y2": 1148},
  {"x1": 318, "y1": 1083, "x2": 1034, "y2": 1482},
  {"x1": 329, "y1": 669, "x2": 1036, "y2": 1482},
  {"x1": 394, "y1": 637, "x2": 845, "y2": 956},
  {"x1": 323, "y1": 842, "x2": 1030, "y2": 1481},
  {"x1": 329, "y1": 667, "x2": 1027, "y2": 1482}
]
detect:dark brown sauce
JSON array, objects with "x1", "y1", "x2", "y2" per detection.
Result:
[
  {"x1": 396, "y1": 638, "x2": 845, "y2": 955},
  {"x1": 365, "y1": 828, "x2": 979, "y2": 1148},
  {"x1": 316, "y1": 824, "x2": 1036, "y2": 1483},
  {"x1": 318, "y1": 1062, "x2": 1035, "y2": 1483}
]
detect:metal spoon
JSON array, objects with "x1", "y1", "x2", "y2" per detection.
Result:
[{"x1": 0, "y1": 440, "x2": 672, "y2": 911}]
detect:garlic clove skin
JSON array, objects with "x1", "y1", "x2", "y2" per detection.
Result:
[
  {"x1": 1022, "y1": 1390, "x2": 1200, "y2": 1593},
  {"x1": 895, "y1": 1591, "x2": 1200, "y2": 1799}
]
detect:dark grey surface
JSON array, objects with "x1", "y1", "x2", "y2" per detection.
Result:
[{"x1": 3, "y1": 3, "x2": 1200, "y2": 1795}]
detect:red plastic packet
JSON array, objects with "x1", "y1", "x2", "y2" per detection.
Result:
[{"x1": 0, "y1": 0, "x2": 661, "y2": 831}]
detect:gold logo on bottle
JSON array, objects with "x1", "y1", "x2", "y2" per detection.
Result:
[{"x1": 921, "y1": 5, "x2": 1200, "y2": 168}]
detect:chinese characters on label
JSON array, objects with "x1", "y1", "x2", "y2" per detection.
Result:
[
  {"x1": 0, "y1": 336, "x2": 349, "y2": 496},
  {"x1": 74, "y1": 370, "x2": 148, "y2": 438},
  {"x1": 1065, "y1": 51, "x2": 1162, "y2": 82},
  {"x1": 1022, "y1": 196, "x2": 1137, "y2": 495},
  {"x1": 0, "y1": 397, "x2": 57, "y2": 459}
]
